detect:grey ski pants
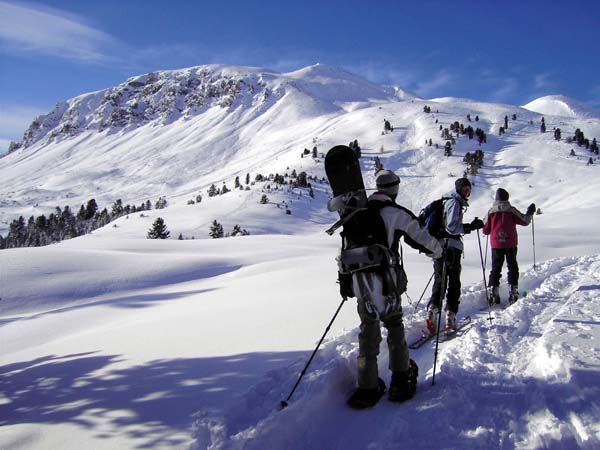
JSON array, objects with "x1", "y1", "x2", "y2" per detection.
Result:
[{"x1": 356, "y1": 298, "x2": 410, "y2": 389}]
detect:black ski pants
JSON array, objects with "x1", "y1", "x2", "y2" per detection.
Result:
[
  {"x1": 428, "y1": 247, "x2": 462, "y2": 314},
  {"x1": 488, "y1": 247, "x2": 519, "y2": 288}
]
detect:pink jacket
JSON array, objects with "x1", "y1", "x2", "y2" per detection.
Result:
[{"x1": 482, "y1": 200, "x2": 532, "y2": 249}]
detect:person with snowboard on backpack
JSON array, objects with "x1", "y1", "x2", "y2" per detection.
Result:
[
  {"x1": 482, "y1": 188, "x2": 536, "y2": 304},
  {"x1": 344, "y1": 170, "x2": 443, "y2": 409},
  {"x1": 426, "y1": 178, "x2": 483, "y2": 333}
]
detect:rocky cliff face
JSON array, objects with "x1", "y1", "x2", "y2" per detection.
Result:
[
  {"x1": 12, "y1": 65, "x2": 279, "y2": 151},
  {"x1": 9, "y1": 64, "x2": 408, "y2": 153}
]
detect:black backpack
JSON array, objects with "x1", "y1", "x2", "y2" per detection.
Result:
[
  {"x1": 418, "y1": 197, "x2": 450, "y2": 239},
  {"x1": 337, "y1": 200, "x2": 407, "y2": 298}
]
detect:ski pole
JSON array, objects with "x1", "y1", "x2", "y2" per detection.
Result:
[
  {"x1": 280, "y1": 296, "x2": 348, "y2": 409},
  {"x1": 484, "y1": 235, "x2": 489, "y2": 271},
  {"x1": 476, "y1": 228, "x2": 494, "y2": 325},
  {"x1": 431, "y1": 246, "x2": 448, "y2": 386},
  {"x1": 532, "y1": 215, "x2": 537, "y2": 270},
  {"x1": 413, "y1": 271, "x2": 435, "y2": 313}
]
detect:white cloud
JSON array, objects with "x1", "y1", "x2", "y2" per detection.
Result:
[
  {"x1": 349, "y1": 62, "x2": 416, "y2": 88},
  {"x1": 0, "y1": 1, "x2": 117, "y2": 63},
  {"x1": 534, "y1": 73, "x2": 555, "y2": 90},
  {"x1": 415, "y1": 71, "x2": 454, "y2": 98},
  {"x1": 489, "y1": 77, "x2": 520, "y2": 103}
]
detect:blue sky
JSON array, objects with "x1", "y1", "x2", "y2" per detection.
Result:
[{"x1": 1, "y1": 0, "x2": 599, "y2": 152}]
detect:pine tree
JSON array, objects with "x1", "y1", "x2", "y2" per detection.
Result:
[
  {"x1": 297, "y1": 171, "x2": 308, "y2": 187},
  {"x1": 85, "y1": 199, "x2": 98, "y2": 220},
  {"x1": 209, "y1": 220, "x2": 224, "y2": 239},
  {"x1": 111, "y1": 199, "x2": 124, "y2": 218},
  {"x1": 554, "y1": 128, "x2": 561, "y2": 141},
  {"x1": 444, "y1": 141, "x2": 452, "y2": 156},
  {"x1": 208, "y1": 184, "x2": 218, "y2": 197},
  {"x1": 147, "y1": 217, "x2": 170, "y2": 239},
  {"x1": 155, "y1": 197, "x2": 167, "y2": 209},
  {"x1": 235, "y1": 176, "x2": 241, "y2": 189},
  {"x1": 245, "y1": 173, "x2": 250, "y2": 184}
]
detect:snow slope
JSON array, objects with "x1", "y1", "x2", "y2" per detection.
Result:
[
  {"x1": 191, "y1": 255, "x2": 600, "y2": 450},
  {"x1": 523, "y1": 95, "x2": 600, "y2": 119},
  {"x1": 1, "y1": 64, "x2": 600, "y2": 450}
]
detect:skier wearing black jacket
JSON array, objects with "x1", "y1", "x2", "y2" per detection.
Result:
[{"x1": 345, "y1": 170, "x2": 443, "y2": 409}]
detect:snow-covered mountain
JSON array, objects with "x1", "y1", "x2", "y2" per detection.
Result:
[
  {"x1": 9, "y1": 63, "x2": 411, "y2": 150},
  {"x1": 523, "y1": 94, "x2": 600, "y2": 119},
  {"x1": 1, "y1": 63, "x2": 598, "y2": 239},
  {"x1": 1, "y1": 64, "x2": 600, "y2": 450},
  {"x1": 0, "y1": 64, "x2": 416, "y2": 236}
]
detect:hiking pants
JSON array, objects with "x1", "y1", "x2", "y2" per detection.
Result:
[
  {"x1": 428, "y1": 247, "x2": 462, "y2": 314},
  {"x1": 356, "y1": 298, "x2": 409, "y2": 389},
  {"x1": 488, "y1": 247, "x2": 519, "y2": 287}
]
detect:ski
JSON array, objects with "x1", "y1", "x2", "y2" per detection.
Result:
[{"x1": 409, "y1": 316, "x2": 471, "y2": 349}]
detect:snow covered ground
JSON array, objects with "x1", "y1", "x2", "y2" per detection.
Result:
[{"x1": 1, "y1": 65, "x2": 600, "y2": 449}]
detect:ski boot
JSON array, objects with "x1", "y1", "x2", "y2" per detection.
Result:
[
  {"x1": 347, "y1": 378, "x2": 386, "y2": 409},
  {"x1": 489, "y1": 286, "x2": 501, "y2": 305},
  {"x1": 508, "y1": 285, "x2": 519, "y2": 304},
  {"x1": 389, "y1": 359, "x2": 419, "y2": 403},
  {"x1": 426, "y1": 305, "x2": 439, "y2": 334},
  {"x1": 445, "y1": 310, "x2": 457, "y2": 332}
]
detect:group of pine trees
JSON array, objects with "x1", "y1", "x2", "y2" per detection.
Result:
[
  {"x1": 541, "y1": 117, "x2": 599, "y2": 155},
  {"x1": 145, "y1": 217, "x2": 251, "y2": 240},
  {"x1": 1, "y1": 196, "x2": 165, "y2": 249},
  {"x1": 208, "y1": 220, "x2": 249, "y2": 238},
  {"x1": 349, "y1": 139, "x2": 361, "y2": 158},
  {"x1": 463, "y1": 150, "x2": 485, "y2": 175}
]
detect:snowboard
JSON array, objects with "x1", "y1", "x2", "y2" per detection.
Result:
[
  {"x1": 408, "y1": 316, "x2": 472, "y2": 349},
  {"x1": 324, "y1": 145, "x2": 368, "y2": 235}
]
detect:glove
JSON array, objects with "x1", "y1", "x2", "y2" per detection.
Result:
[
  {"x1": 527, "y1": 203, "x2": 536, "y2": 215},
  {"x1": 463, "y1": 218, "x2": 484, "y2": 234},
  {"x1": 471, "y1": 218, "x2": 484, "y2": 230}
]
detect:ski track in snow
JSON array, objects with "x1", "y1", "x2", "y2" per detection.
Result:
[{"x1": 191, "y1": 255, "x2": 600, "y2": 450}]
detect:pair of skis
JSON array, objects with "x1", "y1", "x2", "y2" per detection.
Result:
[{"x1": 408, "y1": 316, "x2": 472, "y2": 349}]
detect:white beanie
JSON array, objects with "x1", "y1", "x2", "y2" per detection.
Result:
[{"x1": 375, "y1": 170, "x2": 400, "y2": 196}]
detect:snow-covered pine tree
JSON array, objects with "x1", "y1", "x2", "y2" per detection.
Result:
[
  {"x1": 209, "y1": 220, "x2": 224, "y2": 239},
  {"x1": 554, "y1": 128, "x2": 562, "y2": 141},
  {"x1": 147, "y1": 217, "x2": 170, "y2": 239}
]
